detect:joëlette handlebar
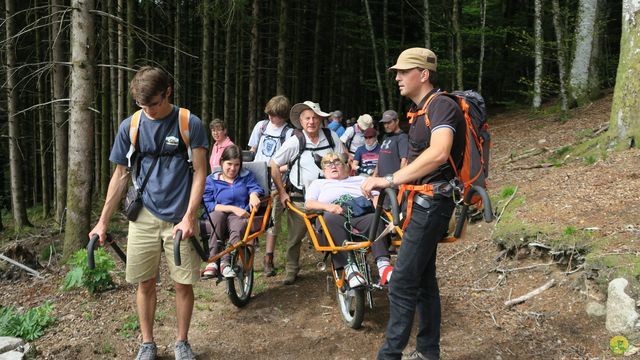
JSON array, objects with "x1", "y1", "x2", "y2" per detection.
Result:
[
  {"x1": 369, "y1": 187, "x2": 401, "y2": 240},
  {"x1": 453, "y1": 185, "x2": 495, "y2": 238},
  {"x1": 173, "y1": 229, "x2": 208, "y2": 267},
  {"x1": 87, "y1": 233, "x2": 126, "y2": 269}
]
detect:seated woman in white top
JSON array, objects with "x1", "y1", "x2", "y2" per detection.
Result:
[{"x1": 305, "y1": 152, "x2": 393, "y2": 289}]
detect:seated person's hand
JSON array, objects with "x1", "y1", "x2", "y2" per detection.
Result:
[
  {"x1": 327, "y1": 204, "x2": 343, "y2": 215},
  {"x1": 232, "y1": 206, "x2": 250, "y2": 218},
  {"x1": 249, "y1": 193, "x2": 261, "y2": 211}
]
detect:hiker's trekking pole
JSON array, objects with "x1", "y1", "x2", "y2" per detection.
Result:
[{"x1": 87, "y1": 233, "x2": 126, "y2": 269}]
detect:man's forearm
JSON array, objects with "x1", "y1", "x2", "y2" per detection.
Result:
[
  {"x1": 270, "y1": 161, "x2": 286, "y2": 194},
  {"x1": 98, "y1": 165, "x2": 130, "y2": 225}
]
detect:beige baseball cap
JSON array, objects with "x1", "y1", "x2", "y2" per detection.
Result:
[
  {"x1": 289, "y1": 101, "x2": 330, "y2": 129},
  {"x1": 388, "y1": 47, "x2": 437, "y2": 71}
]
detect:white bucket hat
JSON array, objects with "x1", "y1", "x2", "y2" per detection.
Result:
[
  {"x1": 290, "y1": 101, "x2": 330, "y2": 129},
  {"x1": 357, "y1": 114, "x2": 374, "y2": 130}
]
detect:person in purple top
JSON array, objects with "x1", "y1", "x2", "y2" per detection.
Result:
[{"x1": 202, "y1": 145, "x2": 265, "y2": 278}]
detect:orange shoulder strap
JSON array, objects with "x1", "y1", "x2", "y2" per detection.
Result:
[
  {"x1": 129, "y1": 110, "x2": 143, "y2": 146},
  {"x1": 178, "y1": 108, "x2": 190, "y2": 147}
]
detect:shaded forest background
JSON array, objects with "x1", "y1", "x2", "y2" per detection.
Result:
[{"x1": 0, "y1": 0, "x2": 624, "y2": 255}]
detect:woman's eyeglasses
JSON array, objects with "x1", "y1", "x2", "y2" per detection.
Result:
[{"x1": 322, "y1": 160, "x2": 344, "y2": 169}]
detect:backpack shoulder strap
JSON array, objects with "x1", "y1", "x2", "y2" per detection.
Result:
[
  {"x1": 322, "y1": 128, "x2": 335, "y2": 149},
  {"x1": 408, "y1": 92, "x2": 442, "y2": 128},
  {"x1": 178, "y1": 108, "x2": 192, "y2": 165},
  {"x1": 126, "y1": 110, "x2": 144, "y2": 171}
]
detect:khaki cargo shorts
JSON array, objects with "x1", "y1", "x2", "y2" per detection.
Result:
[{"x1": 126, "y1": 207, "x2": 201, "y2": 285}]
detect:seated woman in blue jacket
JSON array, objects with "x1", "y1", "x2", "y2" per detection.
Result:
[{"x1": 202, "y1": 145, "x2": 265, "y2": 278}]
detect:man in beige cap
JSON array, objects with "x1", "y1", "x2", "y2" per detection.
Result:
[
  {"x1": 340, "y1": 113, "x2": 374, "y2": 158},
  {"x1": 270, "y1": 101, "x2": 344, "y2": 285},
  {"x1": 361, "y1": 48, "x2": 466, "y2": 360}
]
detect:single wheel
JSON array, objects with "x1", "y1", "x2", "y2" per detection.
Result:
[
  {"x1": 336, "y1": 285, "x2": 365, "y2": 329},
  {"x1": 227, "y1": 246, "x2": 254, "y2": 308}
]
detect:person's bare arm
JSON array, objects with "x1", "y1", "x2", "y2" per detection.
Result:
[
  {"x1": 305, "y1": 199, "x2": 343, "y2": 214},
  {"x1": 88, "y1": 164, "x2": 130, "y2": 245},
  {"x1": 400, "y1": 158, "x2": 408, "y2": 168},
  {"x1": 173, "y1": 147, "x2": 207, "y2": 239},
  {"x1": 271, "y1": 159, "x2": 290, "y2": 206}
]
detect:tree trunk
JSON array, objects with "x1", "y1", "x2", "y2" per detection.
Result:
[
  {"x1": 248, "y1": 0, "x2": 259, "y2": 128},
  {"x1": 201, "y1": 3, "x2": 211, "y2": 126},
  {"x1": 126, "y1": 0, "x2": 135, "y2": 114},
  {"x1": 223, "y1": 14, "x2": 233, "y2": 129},
  {"x1": 211, "y1": 0, "x2": 219, "y2": 120},
  {"x1": 383, "y1": 0, "x2": 394, "y2": 109},
  {"x1": 568, "y1": 0, "x2": 598, "y2": 107},
  {"x1": 311, "y1": 0, "x2": 321, "y2": 100},
  {"x1": 145, "y1": 0, "x2": 150, "y2": 60},
  {"x1": 51, "y1": 0, "x2": 68, "y2": 224},
  {"x1": 477, "y1": 0, "x2": 486, "y2": 93},
  {"x1": 551, "y1": 0, "x2": 568, "y2": 112},
  {"x1": 452, "y1": 0, "x2": 463, "y2": 90},
  {"x1": 36, "y1": 12, "x2": 51, "y2": 218},
  {"x1": 101, "y1": 2, "x2": 111, "y2": 196},
  {"x1": 174, "y1": 1, "x2": 181, "y2": 106},
  {"x1": 607, "y1": 0, "x2": 640, "y2": 149},
  {"x1": 64, "y1": 0, "x2": 96, "y2": 258},
  {"x1": 363, "y1": 0, "x2": 386, "y2": 113},
  {"x1": 424, "y1": 0, "x2": 431, "y2": 48},
  {"x1": 108, "y1": 0, "x2": 118, "y2": 134},
  {"x1": 5, "y1": 0, "x2": 31, "y2": 228},
  {"x1": 276, "y1": 0, "x2": 287, "y2": 96},
  {"x1": 117, "y1": 0, "x2": 125, "y2": 124},
  {"x1": 234, "y1": 23, "x2": 243, "y2": 143},
  {"x1": 532, "y1": 0, "x2": 543, "y2": 109}
]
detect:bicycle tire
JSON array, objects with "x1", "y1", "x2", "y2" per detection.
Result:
[{"x1": 227, "y1": 246, "x2": 254, "y2": 308}]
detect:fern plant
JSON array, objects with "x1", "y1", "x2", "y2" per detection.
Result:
[{"x1": 63, "y1": 248, "x2": 115, "y2": 294}]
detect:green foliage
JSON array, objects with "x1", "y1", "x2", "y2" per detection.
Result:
[
  {"x1": 0, "y1": 301, "x2": 56, "y2": 341},
  {"x1": 554, "y1": 145, "x2": 572, "y2": 157},
  {"x1": 63, "y1": 248, "x2": 115, "y2": 294},
  {"x1": 563, "y1": 226, "x2": 578, "y2": 236},
  {"x1": 119, "y1": 314, "x2": 139, "y2": 338},
  {"x1": 584, "y1": 155, "x2": 597, "y2": 165},
  {"x1": 499, "y1": 185, "x2": 517, "y2": 199}
]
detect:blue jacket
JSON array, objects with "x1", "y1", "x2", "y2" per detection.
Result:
[{"x1": 203, "y1": 168, "x2": 265, "y2": 213}]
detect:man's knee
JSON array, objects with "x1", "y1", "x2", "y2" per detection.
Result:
[
  {"x1": 174, "y1": 282, "x2": 193, "y2": 295},
  {"x1": 138, "y1": 278, "x2": 156, "y2": 295}
]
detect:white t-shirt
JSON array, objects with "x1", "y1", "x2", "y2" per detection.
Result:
[
  {"x1": 340, "y1": 125, "x2": 365, "y2": 154},
  {"x1": 248, "y1": 120, "x2": 294, "y2": 162},
  {"x1": 271, "y1": 129, "x2": 344, "y2": 191},
  {"x1": 306, "y1": 176, "x2": 377, "y2": 203}
]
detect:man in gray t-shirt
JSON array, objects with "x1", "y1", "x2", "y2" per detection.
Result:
[
  {"x1": 89, "y1": 67, "x2": 207, "y2": 360},
  {"x1": 374, "y1": 109, "x2": 408, "y2": 177}
]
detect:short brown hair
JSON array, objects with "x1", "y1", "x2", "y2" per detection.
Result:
[
  {"x1": 264, "y1": 95, "x2": 290, "y2": 119},
  {"x1": 220, "y1": 145, "x2": 243, "y2": 168},
  {"x1": 209, "y1": 118, "x2": 226, "y2": 130},
  {"x1": 129, "y1": 66, "x2": 171, "y2": 104}
]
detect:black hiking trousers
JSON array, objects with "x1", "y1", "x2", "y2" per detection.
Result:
[{"x1": 377, "y1": 195, "x2": 455, "y2": 360}]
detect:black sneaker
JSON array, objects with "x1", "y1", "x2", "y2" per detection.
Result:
[
  {"x1": 402, "y1": 350, "x2": 438, "y2": 360},
  {"x1": 135, "y1": 342, "x2": 157, "y2": 360}
]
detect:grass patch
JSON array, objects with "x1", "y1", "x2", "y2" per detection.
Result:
[
  {"x1": 585, "y1": 252, "x2": 640, "y2": 294},
  {"x1": 194, "y1": 287, "x2": 214, "y2": 302},
  {"x1": 100, "y1": 341, "x2": 114, "y2": 355},
  {"x1": 118, "y1": 314, "x2": 139, "y2": 338}
]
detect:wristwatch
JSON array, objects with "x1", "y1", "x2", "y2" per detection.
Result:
[{"x1": 384, "y1": 174, "x2": 395, "y2": 187}]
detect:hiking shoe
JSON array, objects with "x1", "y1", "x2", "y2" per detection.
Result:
[
  {"x1": 222, "y1": 265, "x2": 236, "y2": 278},
  {"x1": 402, "y1": 350, "x2": 437, "y2": 360},
  {"x1": 135, "y1": 342, "x2": 157, "y2": 360},
  {"x1": 202, "y1": 263, "x2": 218, "y2": 278},
  {"x1": 283, "y1": 272, "x2": 297, "y2": 285},
  {"x1": 345, "y1": 263, "x2": 366, "y2": 289},
  {"x1": 264, "y1": 254, "x2": 277, "y2": 277},
  {"x1": 174, "y1": 340, "x2": 196, "y2": 360}
]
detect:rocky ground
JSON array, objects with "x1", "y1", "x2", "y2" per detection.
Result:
[{"x1": 1, "y1": 93, "x2": 639, "y2": 359}]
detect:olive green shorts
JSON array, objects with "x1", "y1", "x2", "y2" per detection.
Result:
[{"x1": 126, "y1": 207, "x2": 201, "y2": 285}]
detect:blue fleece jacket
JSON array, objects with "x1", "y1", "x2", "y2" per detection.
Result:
[{"x1": 203, "y1": 168, "x2": 265, "y2": 213}]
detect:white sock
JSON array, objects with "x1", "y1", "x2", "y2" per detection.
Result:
[{"x1": 376, "y1": 257, "x2": 391, "y2": 280}]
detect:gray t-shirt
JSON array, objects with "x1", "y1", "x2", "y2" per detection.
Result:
[
  {"x1": 377, "y1": 132, "x2": 408, "y2": 176},
  {"x1": 110, "y1": 106, "x2": 209, "y2": 223}
]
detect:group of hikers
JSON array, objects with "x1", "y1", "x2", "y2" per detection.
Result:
[{"x1": 89, "y1": 47, "x2": 466, "y2": 360}]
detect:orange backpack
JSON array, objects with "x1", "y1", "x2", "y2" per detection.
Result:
[{"x1": 399, "y1": 90, "x2": 493, "y2": 238}]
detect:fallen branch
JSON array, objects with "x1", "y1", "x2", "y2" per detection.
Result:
[
  {"x1": 444, "y1": 244, "x2": 476, "y2": 262},
  {"x1": 504, "y1": 279, "x2": 556, "y2": 307},
  {"x1": 495, "y1": 262, "x2": 554, "y2": 274},
  {"x1": 509, "y1": 163, "x2": 554, "y2": 171},
  {"x1": 491, "y1": 186, "x2": 518, "y2": 238},
  {"x1": 507, "y1": 147, "x2": 546, "y2": 163},
  {"x1": 0, "y1": 253, "x2": 42, "y2": 278}
]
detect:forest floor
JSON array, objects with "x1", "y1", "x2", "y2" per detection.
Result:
[{"x1": 2, "y1": 92, "x2": 640, "y2": 359}]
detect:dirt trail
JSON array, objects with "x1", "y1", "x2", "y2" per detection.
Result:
[{"x1": 2, "y1": 94, "x2": 637, "y2": 359}]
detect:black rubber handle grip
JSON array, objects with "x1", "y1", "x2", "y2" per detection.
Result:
[{"x1": 174, "y1": 230, "x2": 183, "y2": 266}]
